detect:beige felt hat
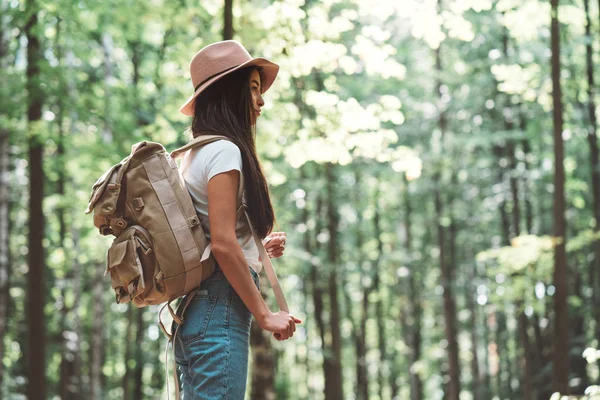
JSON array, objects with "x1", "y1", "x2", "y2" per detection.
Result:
[{"x1": 179, "y1": 40, "x2": 279, "y2": 116}]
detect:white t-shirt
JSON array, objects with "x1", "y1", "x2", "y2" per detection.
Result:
[{"x1": 180, "y1": 140, "x2": 261, "y2": 274}]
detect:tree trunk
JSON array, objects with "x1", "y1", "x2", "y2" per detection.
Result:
[
  {"x1": 483, "y1": 308, "x2": 492, "y2": 399},
  {"x1": 508, "y1": 142, "x2": 520, "y2": 238},
  {"x1": 570, "y1": 270, "x2": 589, "y2": 394},
  {"x1": 71, "y1": 228, "x2": 83, "y2": 396},
  {"x1": 310, "y1": 256, "x2": 328, "y2": 395},
  {"x1": 372, "y1": 178, "x2": 386, "y2": 400},
  {"x1": 101, "y1": 31, "x2": 114, "y2": 143},
  {"x1": 493, "y1": 144, "x2": 511, "y2": 246},
  {"x1": 550, "y1": 0, "x2": 569, "y2": 393},
  {"x1": 393, "y1": 304, "x2": 408, "y2": 400},
  {"x1": 356, "y1": 285, "x2": 369, "y2": 400},
  {"x1": 0, "y1": 128, "x2": 9, "y2": 391},
  {"x1": 90, "y1": 263, "x2": 104, "y2": 400},
  {"x1": 122, "y1": 307, "x2": 134, "y2": 399},
  {"x1": 467, "y1": 264, "x2": 481, "y2": 400},
  {"x1": 518, "y1": 311, "x2": 534, "y2": 400},
  {"x1": 250, "y1": 273, "x2": 276, "y2": 400},
  {"x1": 584, "y1": 0, "x2": 600, "y2": 345},
  {"x1": 495, "y1": 311, "x2": 513, "y2": 398},
  {"x1": 344, "y1": 168, "x2": 368, "y2": 400},
  {"x1": 54, "y1": 18, "x2": 81, "y2": 399},
  {"x1": 325, "y1": 162, "x2": 344, "y2": 400},
  {"x1": 531, "y1": 312, "x2": 551, "y2": 400},
  {"x1": 0, "y1": 3, "x2": 8, "y2": 390},
  {"x1": 403, "y1": 177, "x2": 423, "y2": 400},
  {"x1": 311, "y1": 193, "x2": 328, "y2": 397},
  {"x1": 250, "y1": 173, "x2": 276, "y2": 400},
  {"x1": 434, "y1": 2, "x2": 460, "y2": 396},
  {"x1": 133, "y1": 308, "x2": 145, "y2": 400},
  {"x1": 223, "y1": 0, "x2": 234, "y2": 40},
  {"x1": 520, "y1": 128, "x2": 534, "y2": 234},
  {"x1": 25, "y1": 0, "x2": 47, "y2": 397},
  {"x1": 501, "y1": 22, "x2": 521, "y2": 240},
  {"x1": 89, "y1": 30, "x2": 113, "y2": 400}
]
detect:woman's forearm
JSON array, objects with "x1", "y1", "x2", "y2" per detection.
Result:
[{"x1": 211, "y1": 239, "x2": 270, "y2": 323}]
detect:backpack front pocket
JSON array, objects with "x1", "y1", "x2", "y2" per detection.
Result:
[{"x1": 106, "y1": 235, "x2": 146, "y2": 303}]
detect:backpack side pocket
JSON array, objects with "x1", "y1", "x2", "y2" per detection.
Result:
[{"x1": 106, "y1": 228, "x2": 150, "y2": 303}]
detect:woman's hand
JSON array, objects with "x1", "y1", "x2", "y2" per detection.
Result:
[
  {"x1": 258, "y1": 311, "x2": 302, "y2": 341},
  {"x1": 262, "y1": 232, "x2": 287, "y2": 258}
]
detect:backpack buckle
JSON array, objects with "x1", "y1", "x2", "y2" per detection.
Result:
[
  {"x1": 188, "y1": 215, "x2": 200, "y2": 228},
  {"x1": 133, "y1": 197, "x2": 145, "y2": 211},
  {"x1": 135, "y1": 236, "x2": 152, "y2": 255}
]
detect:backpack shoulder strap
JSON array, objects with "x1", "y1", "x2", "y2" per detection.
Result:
[
  {"x1": 170, "y1": 134, "x2": 230, "y2": 159},
  {"x1": 241, "y1": 201, "x2": 289, "y2": 313},
  {"x1": 172, "y1": 134, "x2": 245, "y2": 204}
]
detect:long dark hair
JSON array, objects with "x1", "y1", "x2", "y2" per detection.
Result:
[{"x1": 190, "y1": 66, "x2": 275, "y2": 239}]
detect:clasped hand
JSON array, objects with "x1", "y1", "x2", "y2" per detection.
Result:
[{"x1": 262, "y1": 231, "x2": 287, "y2": 258}]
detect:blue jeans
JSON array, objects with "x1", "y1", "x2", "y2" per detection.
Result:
[{"x1": 174, "y1": 264, "x2": 261, "y2": 399}]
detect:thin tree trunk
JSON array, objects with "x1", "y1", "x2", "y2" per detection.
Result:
[
  {"x1": 372, "y1": 178, "x2": 386, "y2": 400},
  {"x1": 493, "y1": 144, "x2": 511, "y2": 245},
  {"x1": 394, "y1": 304, "x2": 409, "y2": 399},
  {"x1": 89, "y1": 30, "x2": 112, "y2": 400},
  {"x1": 570, "y1": 270, "x2": 589, "y2": 394},
  {"x1": 250, "y1": 276, "x2": 276, "y2": 400},
  {"x1": 127, "y1": 32, "x2": 146, "y2": 400},
  {"x1": 344, "y1": 168, "x2": 368, "y2": 400},
  {"x1": 357, "y1": 285, "x2": 369, "y2": 400},
  {"x1": 325, "y1": 162, "x2": 344, "y2": 400},
  {"x1": 550, "y1": 0, "x2": 569, "y2": 393},
  {"x1": 90, "y1": 263, "x2": 104, "y2": 400},
  {"x1": 223, "y1": 0, "x2": 234, "y2": 40},
  {"x1": 55, "y1": 18, "x2": 80, "y2": 399},
  {"x1": 495, "y1": 311, "x2": 513, "y2": 398},
  {"x1": 501, "y1": 22, "x2": 521, "y2": 240},
  {"x1": 520, "y1": 114, "x2": 534, "y2": 234},
  {"x1": 133, "y1": 308, "x2": 145, "y2": 400},
  {"x1": 584, "y1": 0, "x2": 600, "y2": 345},
  {"x1": 0, "y1": 129, "x2": 9, "y2": 391},
  {"x1": 25, "y1": 0, "x2": 46, "y2": 397},
  {"x1": 250, "y1": 155, "x2": 276, "y2": 400},
  {"x1": 0, "y1": 0, "x2": 8, "y2": 389},
  {"x1": 122, "y1": 307, "x2": 134, "y2": 399},
  {"x1": 404, "y1": 177, "x2": 423, "y2": 400},
  {"x1": 101, "y1": 31, "x2": 114, "y2": 143},
  {"x1": 312, "y1": 193, "x2": 328, "y2": 397},
  {"x1": 71, "y1": 228, "x2": 83, "y2": 395},
  {"x1": 310, "y1": 257, "x2": 327, "y2": 395},
  {"x1": 483, "y1": 308, "x2": 492, "y2": 398},
  {"x1": 508, "y1": 142, "x2": 520, "y2": 237},
  {"x1": 467, "y1": 263, "x2": 481, "y2": 400},
  {"x1": 531, "y1": 312, "x2": 549, "y2": 400},
  {"x1": 434, "y1": 2, "x2": 460, "y2": 396},
  {"x1": 518, "y1": 311, "x2": 534, "y2": 400}
]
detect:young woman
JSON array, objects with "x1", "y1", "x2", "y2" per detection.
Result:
[{"x1": 174, "y1": 40, "x2": 302, "y2": 398}]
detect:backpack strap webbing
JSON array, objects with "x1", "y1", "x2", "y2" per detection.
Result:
[
  {"x1": 170, "y1": 134, "x2": 229, "y2": 159},
  {"x1": 171, "y1": 134, "x2": 245, "y2": 206},
  {"x1": 141, "y1": 155, "x2": 203, "y2": 294},
  {"x1": 242, "y1": 205, "x2": 290, "y2": 313}
]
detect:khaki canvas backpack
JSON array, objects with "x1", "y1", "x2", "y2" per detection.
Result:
[{"x1": 85, "y1": 136, "x2": 246, "y2": 312}]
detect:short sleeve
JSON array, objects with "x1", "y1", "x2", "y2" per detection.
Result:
[{"x1": 203, "y1": 140, "x2": 243, "y2": 181}]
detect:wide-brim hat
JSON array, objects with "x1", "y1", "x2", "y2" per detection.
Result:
[{"x1": 179, "y1": 40, "x2": 279, "y2": 116}]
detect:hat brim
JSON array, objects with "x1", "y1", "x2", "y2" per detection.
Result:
[{"x1": 179, "y1": 58, "x2": 279, "y2": 116}]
